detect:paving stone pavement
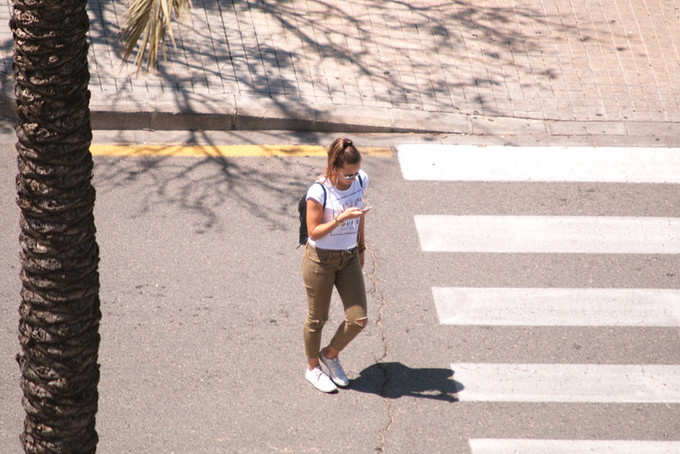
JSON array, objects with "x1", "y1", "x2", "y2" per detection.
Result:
[{"x1": 1, "y1": 0, "x2": 679, "y2": 135}]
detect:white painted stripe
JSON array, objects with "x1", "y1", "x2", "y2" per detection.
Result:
[
  {"x1": 397, "y1": 145, "x2": 680, "y2": 183},
  {"x1": 451, "y1": 363, "x2": 680, "y2": 403},
  {"x1": 469, "y1": 439, "x2": 680, "y2": 454},
  {"x1": 433, "y1": 287, "x2": 680, "y2": 327},
  {"x1": 415, "y1": 215, "x2": 680, "y2": 254}
]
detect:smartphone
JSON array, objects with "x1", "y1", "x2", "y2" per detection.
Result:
[{"x1": 361, "y1": 206, "x2": 373, "y2": 213}]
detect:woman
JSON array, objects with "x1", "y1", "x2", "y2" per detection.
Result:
[{"x1": 302, "y1": 138, "x2": 371, "y2": 393}]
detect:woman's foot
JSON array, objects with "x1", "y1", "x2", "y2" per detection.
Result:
[
  {"x1": 320, "y1": 352, "x2": 350, "y2": 387},
  {"x1": 305, "y1": 366, "x2": 338, "y2": 393}
]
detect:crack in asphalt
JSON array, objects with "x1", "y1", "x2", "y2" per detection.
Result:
[{"x1": 366, "y1": 246, "x2": 393, "y2": 454}]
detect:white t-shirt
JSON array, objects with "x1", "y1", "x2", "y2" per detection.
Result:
[{"x1": 306, "y1": 170, "x2": 369, "y2": 250}]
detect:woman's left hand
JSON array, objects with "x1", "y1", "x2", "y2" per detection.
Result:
[{"x1": 359, "y1": 250, "x2": 365, "y2": 268}]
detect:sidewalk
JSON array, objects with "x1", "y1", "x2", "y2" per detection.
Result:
[{"x1": 1, "y1": 0, "x2": 680, "y2": 136}]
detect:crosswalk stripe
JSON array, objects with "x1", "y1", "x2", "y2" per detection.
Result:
[
  {"x1": 433, "y1": 287, "x2": 680, "y2": 327},
  {"x1": 397, "y1": 145, "x2": 680, "y2": 183},
  {"x1": 451, "y1": 363, "x2": 680, "y2": 403},
  {"x1": 415, "y1": 215, "x2": 680, "y2": 254},
  {"x1": 468, "y1": 439, "x2": 680, "y2": 454}
]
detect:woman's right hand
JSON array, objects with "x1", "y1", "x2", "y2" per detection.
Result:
[{"x1": 337, "y1": 207, "x2": 365, "y2": 223}]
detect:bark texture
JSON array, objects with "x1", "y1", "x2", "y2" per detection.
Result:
[{"x1": 10, "y1": 0, "x2": 101, "y2": 451}]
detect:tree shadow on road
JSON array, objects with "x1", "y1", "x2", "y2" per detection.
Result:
[
  {"x1": 90, "y1": 130, "x2": 393, "y2": 234},
  {"x1": 92, "y1": 141, "x2": 321, "y2": 233},
  {"x1": 352, "y1": 362, "x2": 461, "y2": 402}
]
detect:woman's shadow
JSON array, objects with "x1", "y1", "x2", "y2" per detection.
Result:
[{"x1": 351, "y1": 362, "x2": 463, "y2": 402}]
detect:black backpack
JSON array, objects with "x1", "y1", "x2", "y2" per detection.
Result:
[
  {"x1": 298, "y1": 176, "x2": 363, "y2": 247},
  {"x1": 298, "y1": 182, "x2": 326, "y2": 247}
]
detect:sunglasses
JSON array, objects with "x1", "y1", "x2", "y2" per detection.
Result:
[{"x1": 341, "y1": 171, "x2": 359, "y2": 180}]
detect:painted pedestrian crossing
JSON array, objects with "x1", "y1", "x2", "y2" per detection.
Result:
[
  {"x1": 398, "y1": 145, "x2": 680, "y2": 183},
  {"x1": 433, "y1": 287, "x2": 680, "y2": 327},
  {"x1": 468, "y1": 439, "x2": 680, "y2": 454},
  {"x1": 450, "y1": 363, "x2": 680, "y2": 403},
  {"x1": 415, "y1": 215, "x2": 680, "y2": 254},
  {"x1": 397, "y1": 144, "x2": 680, "y2": 452}
]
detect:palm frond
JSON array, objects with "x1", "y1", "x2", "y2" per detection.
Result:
[{"x1": 121, "y1": 0, "x2": 191, "y2": 74}]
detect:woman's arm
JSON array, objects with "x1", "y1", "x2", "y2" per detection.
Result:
[
  {"x1": 307, "y1": 199, "x2": 364, "y2": 241},
  {"x1": 306, "y1": 198, "x2": 338, "y2": 241}
]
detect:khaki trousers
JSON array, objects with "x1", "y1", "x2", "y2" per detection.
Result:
[{"x1": 301, "y1": 244, "x2": 368, "y2": 359}]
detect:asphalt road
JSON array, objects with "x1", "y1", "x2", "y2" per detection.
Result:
[{"x1": 1, "y1": 130, "x2": 679, "y2": 453}]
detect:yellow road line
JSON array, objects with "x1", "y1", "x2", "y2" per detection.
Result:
[{"x1": 90, "y1": 144, "x2": 393, "y2": 157}]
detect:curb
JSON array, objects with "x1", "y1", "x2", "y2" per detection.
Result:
[
  {"x1": 3, "y1": 92, "x2": 680, "y2": 138},
  {"x1": 82, "y1": 96, "x2": 680, "y2": 138}
]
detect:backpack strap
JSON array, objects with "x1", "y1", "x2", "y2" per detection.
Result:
[
  {"x1": 358, "y1": 173, "x2": 363, "y2": 188},
  {"x1": 315, "y1": 181, "x2": 327, "y2": 209}
]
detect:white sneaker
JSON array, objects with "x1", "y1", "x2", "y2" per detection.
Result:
[
  {"x1": 305, "y1": 367, "x2": 337, "y2": 393},
  {"x1": 320, "y1": 353, "x2": 350, "y2": 387}
]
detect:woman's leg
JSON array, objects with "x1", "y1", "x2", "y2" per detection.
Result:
[
  {"x1": 302, "y1": 246, "x2": 336, "y2": 369},
  {"x1": 327, "y1": 252, "x2": 368, "y2": 355}
]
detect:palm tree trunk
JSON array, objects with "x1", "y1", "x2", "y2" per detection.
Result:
[{"x1": 11, "y1": 0, "x2": 101, "y2": 451}]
